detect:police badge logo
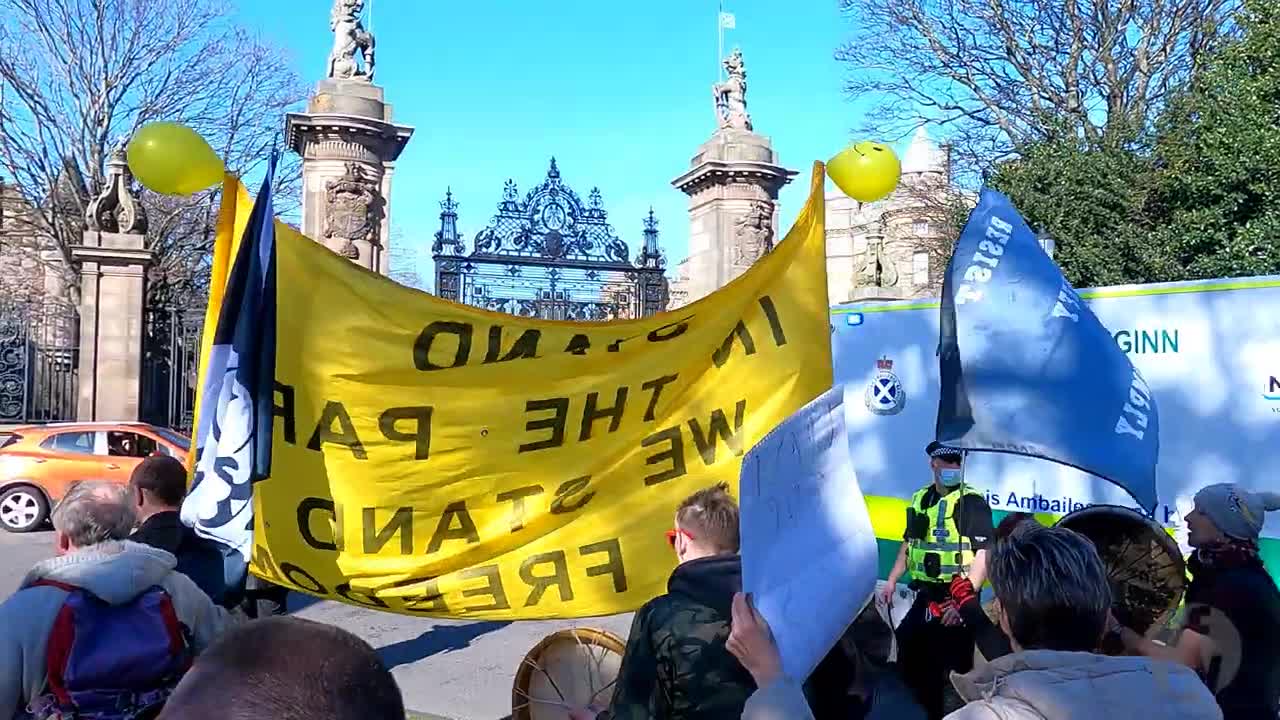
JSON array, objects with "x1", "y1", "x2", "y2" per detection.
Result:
[{"x1": 865, "y1": 356, "x2": 906, "y2": 415}]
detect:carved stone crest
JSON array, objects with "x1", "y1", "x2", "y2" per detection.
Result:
[
  {"x1": 855, "y1": 235, "x2": 899, "y2": 288},
  {"x1": 733, "y1": 202, "x2": 774, "y2": 264},
  {"x1": 324, "y1": 162, "x2": 380, "y2": 260}
]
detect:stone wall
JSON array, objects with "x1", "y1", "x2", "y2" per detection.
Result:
[{"x1": 0, "y1": 183, "x2": 72, "y2": 307}]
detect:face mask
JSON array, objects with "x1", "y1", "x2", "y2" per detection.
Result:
[{"x1": 939, "y1": 468, "x2": 964, "y2": 488}]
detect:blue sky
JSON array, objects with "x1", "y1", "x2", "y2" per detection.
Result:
[{"x1": 235, "y1": 0, "x2": 881, "y2": 285}]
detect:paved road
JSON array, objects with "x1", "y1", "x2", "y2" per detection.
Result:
[{"x1": 0, "y1": 530, "x2": 633, "y2": 720}]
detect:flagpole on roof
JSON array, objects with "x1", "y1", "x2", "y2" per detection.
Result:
[{"x1": 717, "y1": 0, "x2": 724, "y2": 82}]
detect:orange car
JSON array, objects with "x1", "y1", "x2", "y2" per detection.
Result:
[{"x1": 0, "y1": 422, "x2": 191, "y2": 533}]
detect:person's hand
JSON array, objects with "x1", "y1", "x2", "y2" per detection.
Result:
[
  {"x1": 1106, "y1": 611, "x2": 1126, "y2": 638},
  {"x1": 879, "y1": 578, "x2": 898, "y2": 607},
  {"x1": 940, "y1": 600, "x2": 964, "y2": 627},
  {"x1": 949, "y1": 574, "x2": 978, "y2": 608},
  {"x1": 567, "y1": 705, "x2": 601, "y2": 720},
  {"x1": 727, "y1": 592, "x2": 783, "y2": 687}
]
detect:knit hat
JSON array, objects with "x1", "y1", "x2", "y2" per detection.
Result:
[{"x1": 1193, "y1": 483, "x2": 1280, "y2": 542}]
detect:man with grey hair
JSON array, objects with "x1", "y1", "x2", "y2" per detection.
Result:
[{"x1": 0, "y1": 481, "x2": 236, "y2": 720}]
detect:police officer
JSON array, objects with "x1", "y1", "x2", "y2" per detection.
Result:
[{"x1": 879, "y1": 441, "x2": 995, "y2": 720}]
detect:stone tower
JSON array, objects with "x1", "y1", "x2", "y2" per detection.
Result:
[
  {"x1": 285, "y1": 0, "x2": 413, "y2": 274},
  {"x1": 669, "y1": 48, "x2": 796, "y2": 306}
]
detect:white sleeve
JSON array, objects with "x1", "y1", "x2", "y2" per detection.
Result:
[
  {"x1": 942, "y1": 702, "x2": 1004, "y2": 720},
  {"x1": 742, "y1": 676, "x2": 815, "y2": 720}
]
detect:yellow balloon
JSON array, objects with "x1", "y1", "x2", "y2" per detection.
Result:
[
  {"x1": 126, "y1": 122, "x2": 225, "y2": 196},
  {"x1": 827, "y1": 141, "x2": 902, "y2": 203}
]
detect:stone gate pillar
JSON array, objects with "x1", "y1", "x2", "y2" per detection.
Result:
[
  {"x1": 74, "y1": 148, "x2": 152, "y2": 421},
  {"x1": 284, "y1": 6, "x2": 413, "y2": 275},
  {"x1": 671, "y1": 49, "x2": 795, "y2": 304}
]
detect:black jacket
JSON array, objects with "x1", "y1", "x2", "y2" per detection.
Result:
[
  {"x1": 601, "y1": 554, "x2": 755, "y2": 720},
  {"x1": 131, "y1": 511, "x2": 242, "y2": 609}
]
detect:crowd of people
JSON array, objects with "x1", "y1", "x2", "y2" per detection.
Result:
[
  {"x1": 0, "y1": 457, "x2": 389, "y2": 720},
  {"x1": 574, "y1": 442, "x2": 1280, "y2": 720},
  {"x1": 0, "y1": 447, "x2": 1277, "y2": 720}
]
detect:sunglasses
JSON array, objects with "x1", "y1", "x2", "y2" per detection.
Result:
[{"x1": 665, "y1": 528, "x2": 694, "y2": 547}]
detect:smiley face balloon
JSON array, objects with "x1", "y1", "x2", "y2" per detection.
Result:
[{"x1": 827, "y1": 141, "x2": 901, "y2": 203}]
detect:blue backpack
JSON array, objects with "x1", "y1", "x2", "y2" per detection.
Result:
[{"x1": 20, "y1": 579, "x2": 193, "y2": 720}]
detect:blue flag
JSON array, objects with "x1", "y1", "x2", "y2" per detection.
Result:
[
  {"x1": 936, "y1": 188, "x2": 1159, "y2": 512},
  {"x1": 181, "y1": 155, "x2": 278, "y2": 592}
]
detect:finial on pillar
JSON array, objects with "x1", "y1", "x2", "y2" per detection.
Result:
[
  {"x1": 643, "y1": 208, "x2": 659, "y2": 251},
  {"x1": 86, "y1": 143, "x2": 148, "y2": 234},
  {"x1": 637, "y1": 208, "x2": 665, "y2": 270},
  {"x1": 548, "y1": 157, "x2": 560, "y2": 179},
  {"x1": 432, "y1": 187, "x2": 463, "y2": 254},
  {"x1": 500, "y1": 179, "x2": 520, "y2": 211}
]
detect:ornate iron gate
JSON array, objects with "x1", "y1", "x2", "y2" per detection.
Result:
[
  {"x1": 432, "y1": 159, "x2": 668, "y2": 320},
  {"x1": 0, "y1": 299, "x2": 79, "y2": 425},
  {"x1": 141, "y1": 306, "x2": 203, "y2": 432}
]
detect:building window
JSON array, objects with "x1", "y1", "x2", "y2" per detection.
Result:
[
  {"x1": 912, "y1": 252, "x2": 929, "y2": 285},
  {"x1": 913, "y1": 219, "x2": 930, "y2": 236}
]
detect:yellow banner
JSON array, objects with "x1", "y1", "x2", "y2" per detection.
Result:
[{"x1": 238, "y1": 163, "x2": 832, "y2": 619}]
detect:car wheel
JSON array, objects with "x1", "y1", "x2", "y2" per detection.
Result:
[{"x1": 0, "y1": 485, "x2": 49, "y2": 533}]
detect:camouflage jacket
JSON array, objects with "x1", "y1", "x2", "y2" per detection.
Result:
[{"x1": 600, "y1": 554, "x2": 756, "y2": 720}]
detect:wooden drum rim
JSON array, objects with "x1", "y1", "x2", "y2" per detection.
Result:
[{"x1": 511, "y1": 627, "x2": 628, "y2": 720}]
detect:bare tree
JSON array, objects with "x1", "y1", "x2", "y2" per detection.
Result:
[
  {"x1": 860, "y1": 175, "x2": 975, "y2": 295},
  {"x1": 836, "y1": 0, "x2": 1239, "y2": 176},
  {"x1": 0, "y1": 0, "x2": 306, "y2": 308},
  {"x1": 387, "y1": 228, "x2": 429, "y2": 292}
]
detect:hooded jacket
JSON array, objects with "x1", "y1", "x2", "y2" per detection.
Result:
[
  {"x1": 945, "y1": 650, "x2": 1223, "y2": 720},
  {"x1": 0, "y1": 540, "x2": 238, "y2": 720},
  {"x1": 599, "y1": 554, "x2": 755, "y2": 720}
]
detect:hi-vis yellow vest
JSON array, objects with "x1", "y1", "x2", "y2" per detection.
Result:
[{"x1": 907, "y1": 485, "x2": 982, "y2": 583}]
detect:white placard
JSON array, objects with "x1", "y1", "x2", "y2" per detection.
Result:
[{"x1": 739, "y1": 386, "x2": 879, "y2": 681}]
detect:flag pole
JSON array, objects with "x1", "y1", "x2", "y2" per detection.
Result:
[{"x1": 717, "y1": 0, "x2": 724, "y2": 81}]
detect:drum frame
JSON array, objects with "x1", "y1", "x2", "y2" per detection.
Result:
[
  {"x1": 511, "y1": 627, "x2": 627, "y2": 720},
  {"x1": 1056, "y1": 503, "x2": 1187, "y2": 640}
]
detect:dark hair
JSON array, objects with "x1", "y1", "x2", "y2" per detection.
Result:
[
  {"x1": 994, "y1": 512, "x2": 1039, "y2": 541},
  {"x1": 158, "y1": 617, "x2": 404, "y2": 720},
  {"x1": 129, "y1": 455, "x2": 188, "y2": 508},
  {"x1": 676, "y1": 482, "x2": 740, "y2": 553},
  {"x1": 988, "y1": 524, "x2": 1111, "y2": 652}
]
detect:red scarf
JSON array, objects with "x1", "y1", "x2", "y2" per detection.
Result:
[{"x1": 1190, "y1": 538, "x2": 1263, "y2": 577}]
